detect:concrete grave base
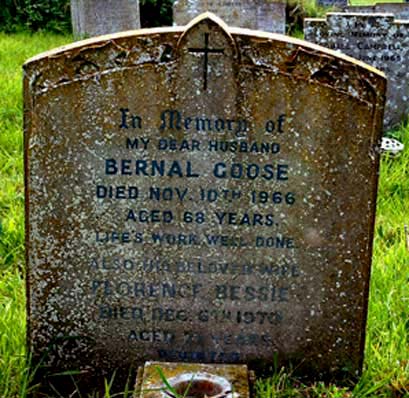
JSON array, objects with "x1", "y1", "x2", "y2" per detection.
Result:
[{"x1": 135, "y1": 362, "x2": 250, "y2": 398}]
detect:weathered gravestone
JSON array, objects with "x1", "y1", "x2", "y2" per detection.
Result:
[
  {"x1": 70, "y1": 0, "x2": 140, "y2": 38},
  {"x1": 24, "y1": 13, "x2": 385, "y2": 388},
  {"x1": 305, "y1": 13, "x2": 409, "y2": 129},
  {"x1": 316, "y1": 0, "x2": 348, "y2": 10},
  {"x1": 346, "y1": 3, "x2": 409, "y2": 20},
  {"x1": 173, "y1": 0, "x2": 286, "y2": 34}
]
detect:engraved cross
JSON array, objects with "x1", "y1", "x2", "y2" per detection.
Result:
[{"x1": 188, "y1": 33, "x2": 225, "y2": 91}]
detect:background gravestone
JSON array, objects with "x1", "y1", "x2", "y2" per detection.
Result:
[
  {"x1": 316, "y1": 0, "x2": 347, "y2": 9},
  {"x1": 305, "y1": 13, "x2": 409, "y2": 129},
  {"x1": 70, "y1": 0, "x2": 140, "y2": 38},
  {"x1": 173, "y1": 0, "x2": 286, "y2": 34},
  {"x1": 24, "y1": 13, "x2": 385, "y2": 389},
  {"x1": 346, "y1": 3, "x2": 409, "y2": 19}
]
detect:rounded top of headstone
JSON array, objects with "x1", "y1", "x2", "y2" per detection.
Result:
[{"x1": 176, "y1": 12, "x2": 238, "y2": 60}]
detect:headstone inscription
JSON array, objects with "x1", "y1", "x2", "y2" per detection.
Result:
[
  {"x1": 304, "y1": 13, "x2": 409, "y2": 129},
  {"x1": 24, "y1": 13, "x2": 386, "y2": 384},
  {"x1": 173, "y1": 0, "x2": 286, "y2": 34},
  {"x1": 346, "y1": 3, "x2": 409, "y2": 20},
  {"x1": 70, "y1": 0, "x2": 140, "y2": 39}
]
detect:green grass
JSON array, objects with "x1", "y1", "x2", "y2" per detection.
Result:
[
  {"x1": 1, "y1": 26, "x2": 409, "y2": 397},
  {"x1": 0, "y1": 32, "x2": 72, "y2": 397},
  {"x1": 0, "y1": 32, "x2": 70, "y2": 272}
]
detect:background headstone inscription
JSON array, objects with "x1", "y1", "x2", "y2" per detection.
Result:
[
  {"x1": 173, "y1": 0, "x2": 286, "y2": 34},
  {"x1": 70, "y1": 0, "x2": 140, "y2": 38},
  {"x1": 304, "y1": 13, "x2": 409, "y2": 130},
  {"x1": 24, "y1": 13, "x2": 386, "y2": 379}
]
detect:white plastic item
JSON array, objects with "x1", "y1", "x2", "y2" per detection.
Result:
[{"x1": 381, "y1": 137, "x2": 404, "y2": 156}]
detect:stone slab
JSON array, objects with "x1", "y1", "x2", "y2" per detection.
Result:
[
  {"x1": 346, "y1": 3, "x2": 409, "y2": 20},
  {"x1": 24, "y1": 13, "x2": 385, "y2": 385},
  {"x1": 304, "y1": 12, "x2": 409, "y2": 129},
  {"x1": 316, "y1": 0, "x2": 347, "y2": 10},
  {"x1": 173, "y1": 0, "x2": 286, "y2": 34},
  {"x1": 135, "y1": 362, "x2": 249, "y2": 398},
  {"x1": 70, "y1": 0, "x2": 140, "y2": 38}
]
